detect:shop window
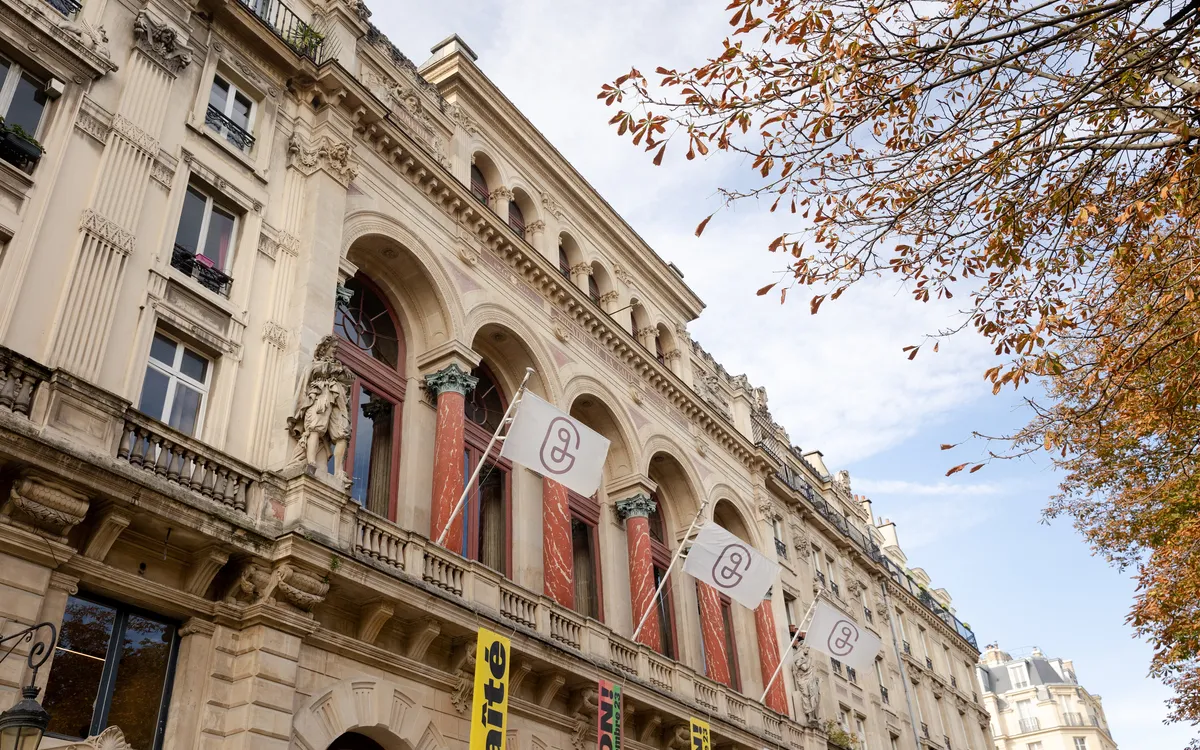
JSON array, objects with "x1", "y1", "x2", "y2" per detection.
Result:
[
  {"x1": 138, "y1": 331, "x2": 211, "y2": 437},
  {"x1": 172, "y1": 182, "x2": 237, "y2": 297},
  {"x1": 206, "y1": 74, "x2": 255, "y2": 152},
  {"x1": 43, "y1": 595, "x2": 178, "y2": 750},
  {"x1": 0, "y1": 53, "x2": 48, "y2": 172}
]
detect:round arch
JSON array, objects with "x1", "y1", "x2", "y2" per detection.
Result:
[
  {"x1": 291, "y1": 676, "x2": 449, "y2": 750},
  {"x1": 712, "y1": 496, "x2": 764, "y2": 551},
  {"x1": 564, "y1": 380, "x2": 638, "y2": 479},
  {"x1": 465, "y1": 304, "x2": 562, "y2": 406},
  {"x1": 645, "y1": 448, "x2": 704, "y2": 539},
  {"x1": 470, "y1": 151, "x2": 503, "y2": 200}
]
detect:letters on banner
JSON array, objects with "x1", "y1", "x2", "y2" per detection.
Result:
[
  {"x1": 597, "y1": 679, "x2": 623, "y2": 750},
  {"x1": 689, "y1": 717, "x2": 711, "y2": 750},
  {"x1": 682, "y1": 523, "x2": 780, "y2": 609},
  {"x1": 804, "y1": 598, "x2": 883, "y2": 672},
  {"x1": 498, "y1": 392, "x2": 610, "y2": 496},
  {"x1": 469, "y1": 629, "x2": 511, "y2": 750}
]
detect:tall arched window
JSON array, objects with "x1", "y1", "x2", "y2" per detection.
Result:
[
  {"x1": 508, "y1": 201, "x2": 525, "y2": 236},
  {"x1": 470, "y1": 165, "x2": 490, "y2": 205},
  {"x1": 332, "y1": 274, "x2": 406, "y2": 518},
  {"x1": 463, "y1": 364, "x2": 512, "y2": 576},
  {"x1": 558, "y1": 245, "x2": 571, "y2": 279},
  {"x1": 588, "y1": 274, "x2": 601, "y2": 305},
  {"x1": 647, "y1": 495, "x2": 678, "y2": 658}
]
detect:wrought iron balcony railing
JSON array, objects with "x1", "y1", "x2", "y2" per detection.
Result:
[
  {"x1": 881, "y1": 686, "x2": 890, "y2": 704},
  {"x1": 171, "y1": 244, "x2": 233, "y2": 297},
  {"x1": 847, "y1": 667, "x2": 857, "y2": 684},
  {"x1": 830, "y1": 580, "x2": 841, "y2": 597},
  {"x1": 921, "y1": 723, "x2": 929, "y2": 739},
  {"x1": 903, "y1": 640, "x2": 912, "y2": 655},
  {"x1": 816, "y1": 570, "x2": 827, "y2": 587},
  {"x1": 774, "y1": 537, "x2": 788, "y2": 557},
  {"x1": 926, "y1": 656, "x2": 934, "y2": 671},
  {"x1": 205, "y1": 105, "x2": 255, "y2": 152},
  {"x1": 951, "y1": 675, "x2": 958, "y2": 688},
  {"x1": 864, "y1": 607, "x2": 873, "y2": 623},
  {"x1": 234, "y1": 0, "x2": 327, "y2": 61},
  {"x1": 1018, "y1": 718, "x2": 1041, "y2": 733},
  {"x1": 44, "y1": 0, "x2": 81, "y2": 17}
]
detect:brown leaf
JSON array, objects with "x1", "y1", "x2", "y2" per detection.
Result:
[
  {"x1": 757, "y1": 282, "x2": 777, "y2": 296},
  {"x1": 695, "y1": 214, "x2": 714, "y2": 237}
]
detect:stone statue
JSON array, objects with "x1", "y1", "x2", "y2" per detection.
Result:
[
  {"x1": 288, "y1": 336, "x2": 354, "y2": 484},
  {"x1": 792, "y1": 646, "x2": 822, "y2": 726}
]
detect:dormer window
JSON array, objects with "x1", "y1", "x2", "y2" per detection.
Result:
[{"x1": 470, "y1": 164, "x2": 489, "y2": 205}]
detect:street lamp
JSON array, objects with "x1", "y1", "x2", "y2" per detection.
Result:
[{"x1": 0, "y1": 622, "x2": 57, "y2": 750}]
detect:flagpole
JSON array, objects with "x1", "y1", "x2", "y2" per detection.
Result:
[
  {"x1": 759, "y1": 594, "x2": 821, "y2": 703},
  {"x1": 630, "y1": 499, "x2": 709, "y2": 644},
  {"x1": 435, "y1": 367, "x2": 535, "y2": 548}
]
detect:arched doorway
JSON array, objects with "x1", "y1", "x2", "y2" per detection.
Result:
[
  {"x1": 333, "y1": 273, "x2": 407, "y2": 519},
  {"x1": 329, "y1": 732, "x2": 387, "y2": 750}
]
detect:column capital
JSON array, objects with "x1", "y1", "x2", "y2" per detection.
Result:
[
  {"x1": 615, "y1": 493, "x2": 657, "y2": 521},
  {"x1": 424, "y1": 363, "x2": 479, "y2": 399},
  {"x1": 416, "y1": 339, "x2": 482, "y2": 375}
]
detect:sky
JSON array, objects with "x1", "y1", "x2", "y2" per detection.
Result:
[{"x1": 369, "y1": 3, "x2": 1196, "y2": 748}]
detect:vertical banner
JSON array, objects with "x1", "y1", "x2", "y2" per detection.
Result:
[
  {"x1": 470, "y1": 629, "x2": 512, "y2": 750},
  {"x1": 689, "y1": 717, "x2": 711, "y2": 750},
  {"x1": 597, "y1": 679, "x2": 623, "y2": 750}
]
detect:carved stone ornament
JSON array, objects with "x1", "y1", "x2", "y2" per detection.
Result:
[
  {"x1": 423, "y1": 363, "x2": 479, "y2": 399},
  {"x1": 758, "y1": 500, "x2": 780, "y2": 522},
  {"x1": 525, "y1": 219, "x2": 546, "y2": 236},
  {"x1": 613, "y1": 264, "x2": 634, "y2": 285},
  {"x1": 450, "y1": 637, "x2": 477, "y2": 714},
  {"x1": 288, "y1": 134, "x2": 359, "y2": 186},
  {"x1": 448, "y1": 103, "x2": 480, "y2": 135},
  {"x1": 455, "y1": 237, "x2": 480, "y2": 267},
  {"x1": 132, "y1": 12, "x2": 192, "y2": 74},
  {"x1": 615, "y1": 493, "x2": 657, "y2": 521},
  {"x1": 262, "y1": 321, "x2": 288, "y2": 350},
  {"x1": 541, "y1": 192, "x2": 565, "y2": 219},
  {"x1": 489, "y1": 185, "x2": 513, "y2": 202},
  {"x1": 599, "y1": 290, "x2": 619, "y2": 306},
  {"x1": 288, "y1": 336, "x2": 355, "y2": 487},
  {"x1": 223, "y1": 561, "x2": 329, "y2": 615},
  {"x1": 62, "y1": 726, "x2": 134, "y2": 750},
  {"x1": 553, "y1": 323, "x2": 569, "y2": 343},
  {"x1": 58, "y1": 17, "x2": 110, "y2": 58},
  {"x1": 2, "y1": 474, "x2": 90, "y2": 537},
  {"x1": 792, "y1": 646, "x2": 822, "y2": 726},
  {"x1": 80, "y1": 209, "x2": 135, "y2": 255},
  {"x1": 791, "y1": 524, "x2": 810, "y2": 555},
  {"x1": 569, "y1": 262, "x2": 592, "y2": 278},
  {"x1": 834, "y1": 469, "x2": 852, "y2": 495},
  {"x1": 569, "y1": 687, "x2": 598, "y2": 750}
]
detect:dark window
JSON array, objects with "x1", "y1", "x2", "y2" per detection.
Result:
[
  {"x1": 558, "y1": 245, "x2": 571, "y2": 279},
  {"x1": 0, "y1": 55, "x2": 48, "y2": 172},
  {"x1": 508, "y1": 200, "x2": 525, "y2": 236},
  {"x1": 569, "y1": 490, "x2": 604, "y2": 620},
  {"x1": 207, "y1": 75, "x2": 255, "y2": 152},
  {"x1": 720, "y1": 595, "x2": 741, "y2": 691},
  {"x1": 171, "y1": 183, "x2": 237, "y2": 296},
  {"x1": 588, "y1": 274, "x2": 601, "y2": 304},
  {"x1": 470, "y1": 165, "x2": 489, "y2": 205},
  {"x1": 654, "y1": 335, "x2": 665, "y2": 365},
  {"x1": 465, "y1": 365, "x2": 506, "y2": 432},
  {"x1": 330, "y1": 734, "x2": 388, "y2": 750},
  {"x1": 43, "y1": 596, "x2": 178, "y2": 750},
  {"x1": 462, "y1": 364, "x2": 511, "y2": 576},
  {"x1": 332, "y1": 274, "x2": 406, "y2": 519},
  {"x1": 653, "y1": 564, "x2": 676, "y2": 659}
]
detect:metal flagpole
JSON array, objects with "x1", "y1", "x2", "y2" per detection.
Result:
[
  {"x1": 759, "y1": 593, "x2": 821, "y2": 703},
  {"x1": 435, "y1": 367, "x2": 535, "y2": 548},
  {"x1": 630, "y1": 499, "x2": 709, "y2": 644}
]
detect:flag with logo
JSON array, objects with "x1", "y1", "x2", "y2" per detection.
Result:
[
  {"x1": 804, "y1": 598, "x2": 882, "y2": 672},
  {"x1": 499, "y1": 392, "x2": 610, "y2": 496},
  {"x1": 681, "y1": 522, "x2": 780, "y2": 609}
]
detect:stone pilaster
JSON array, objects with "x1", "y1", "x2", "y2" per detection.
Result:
[
  {"x1": 424, "y1": 364, "x2": 478, "y2": 551},
  {"x1": 616, "y1": 493, "x2": 660, "y2": 651},
  {"x1": 161, "y1": 618, "x2": 216, "y2": 750}
]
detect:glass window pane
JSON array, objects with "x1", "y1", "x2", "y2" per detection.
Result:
[
  {"x1": 571, "y1": 519, "x2": 598, "y2": 619},
  {"x1": 231, "y1": 93, "x2": 252, "y2": 131},
  {"x1": 477, "y1": 464, "x2": 505, "y2": 572},
  {"x1": 201, "y1": 205, "x2": 235, "y2": 269},
  {"x1": 173, "y1": 188, "x2": 208, "y2": 255},
  {"x1": 148, "y1": 333, "x2": 176, "y2": 365},
  {"x1": 168, "y1": 383, "x2": 203, "y2": 436},
  {"x1": 104, "y1": 615, "x2": 173, "y2": 750},
  {"x1": 0, "y1": 59, "x2": 11, "y2": 89},
  {"x1": 352, "y1": 388, "x2": 394, "y2": 517},
  {"x1": 43, "y1": 597, "x2": 118, "y2": 740},
  {"x1": 179, "y1": 348, "x2": 208, "y2": 383},
  {"x1": 138, "y1": 366, "x2": 170, "y2": 421},
  {"x1": 7, "y1": 73, "x2": 46, "y2": 136},
  {"x1": 209, "y1": 77, "x2": 229, "y2": 112}
]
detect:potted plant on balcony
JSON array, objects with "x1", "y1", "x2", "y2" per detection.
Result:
[
  {"x1": 822, "y1": 720, "x2": 859, "y2": 750},
  {"x1": 0, "y1": 121, "x2": 43, "y2": 169},
  {"x1": 287, "y1": 22, "x2": 325, "y2": 57}
]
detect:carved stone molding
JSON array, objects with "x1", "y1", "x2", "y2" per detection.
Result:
[
  {"x1": 599, "y1": 290, "x2": 619, "y2": 306},
  {"x1": 357, "y1": 600, "x2": 394, "y2": 644},
  {"x1": 455, "y1": 236, "x2": 480, "y2": 267},
  {"x1": 111, "y1": 114, "x2": 158, "y2": 154},
  {"x1": 262, "y1": 320, "x2": 289, "y2": 350},
  {"x1": 541, "y1": 192, "x2": 565, "y2": 219},
  {"x1": 489, "y1": 185, "x2": 513, "y2": 202},
  {"x1": 75, "y1": 107, "x2": 110, "y2": 144},
  {"x1": 1, "y1": 474, "x2": 90, "y2": 538},
  {"x1": 185, "y1": 547, "x2": 230, "y2": 596},
  {"x1": 613, "y1": 264, "x2": 634, "y2": 285},
  {"x1": 524, "y1": 219, "x2": 546, "y2": 235},
  {"x1": 223, "y1": 561, "x2": 329, "y2": 616},
  {"x1": 80, "y1": 209, "x2": 136, "y2": 255},
  {"x1": 61, "y1": 726, "x2": 134, "y2": 750},
  {"x1": 450, "y1": 637, "x2": 477, "y2": 714},
  {"x1": 288, "y1": 134, "x2": 358, "y2": 186},
  {"x1": 150, "y1": 160, "x2": 174, "y2": 188},
  {"x1": 81, "y1": 507, "x2": 133, "y2": 560},
  {"x1": 448, "y1": 103, "x2": 479, "y2": 135},
  {"x1": 569, "y1": 687, "x2": 598, "y2": 750},
  {"x1": 615, "y1": 493, "x2": 656, "y2": 521},
  {"x1": 569, "y1": 262, "x2": 591, "y2": 278},
  {"x1": 132, "y1": 11, "x2": 192, "y2": 74},
  {"x1": 423, "y1": 363, "x2": 478, "y2": 399},
  {"x1": 403, "y1": 617, "x2": 441, "y2": 661}
]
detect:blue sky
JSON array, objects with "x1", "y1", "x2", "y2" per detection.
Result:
[{"x1": 371, "y1": 2, "x2": 1195, "y2": 747}]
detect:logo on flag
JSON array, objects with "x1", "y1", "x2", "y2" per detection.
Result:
[
  {"x1": 469, "y1": 628, "x2": 511, "y2": 750},
  {"x1": 597, "y1": 679, "x2": 622, "y2": 750},
  {"x1": 682, "y1": 523, "x2": 780, "y2": 608},
  {"x1": 499, "y1": 392, "x2": 610, "y2": 496},
  {"x1": 803, "y1": 598, "x2": 882, "y2": 672}
]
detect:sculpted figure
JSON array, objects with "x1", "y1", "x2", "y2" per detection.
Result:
[
  {"x1": 792, "y1": 646, "x2": 822, "y2": 726},
  {"x1": 288, "y1": 336, "x2": 354, "y2": 484}
]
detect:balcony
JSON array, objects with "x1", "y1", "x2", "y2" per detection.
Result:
[
  {"x1": 864, "y1": 607, "x2": 873, "y2": 623},
  {"x1": 775, "y1": 537, "x2": 788, "y2": 557},
  {"x1": 921, "y1": 723, "x2": 929, "y2": 739},
  {"x1": 830, "y1": 581, "x2": 841, "y2": 597},
  {"x1": 171, "y1": 244, "x2": 233, "y2": 297},
  {"x1": 926, "y1": 656, "x2": 934, "y2": 670},
  {"x1": 903, "y1": 640, "x2": 912, "y2": 655},
  {"x1": 847, "y1": 666, "x2": 857, "y2": 684},
  {"x1": 816, "y1": 570, "x2": 827, "y2": 587},
  {"x1": 1019, "y1": 718, "x2": 1040, "y2": 733},
  {"x1": 205, "y1": 105, "x2": 256, "y2": 152},
  {"x1": 881, "y1": 686, "x2": 890, "y2": 704},
  {"x1": 0, "y1": 348, "x2": 50, "y2": 419},
  {"x1": 0, "y1": 128, "x2": 42, "y2": 173},
  {"x1": 831, "y1": 659, "x2": 843, "y2": 676},
  {"x1": 1063, "y1": 712, "x2": 1085, "y2": 726},
  {"x1": 950, "y1": 675, "x2": 957, "y2": 688},
  {"x1": 43, "y1": 0, "x2": 81, "y2": 17},
  {"x1": 235, "y1": 0, "x2": 327, "y2": 61}
]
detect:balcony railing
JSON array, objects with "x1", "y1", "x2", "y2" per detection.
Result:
[
  {"x1": 774, "y1": 537, "x2": 788, "y2": 557},
  {"x1": 830, "y1": 581, "x2": 841, "y2": 597},
  {"x1": 43, "y1": 0, "x2": 81, "y2": 17},
  {"x1": 881, "y1": 686, "x2": 890, "y2": 704},
  {"x1": 205, "y1": 105, "x2": 256, "y2": 152},
  {"x1": 903, "y1": 640, "x2": 912, "y2": 655},
  {"x1": 234, "y1": 0, "x2": 327, "y2": 61},
  {"x1": 1063, "y1": 712, "x2": 1085, "y2": 726},
  {"x1": 816, "y1": 570, "x2": 827, "y2": 587},
  {"x1": 1018, "y1": 718, "x2": 1040, "y2": 733},
  {"x1": 926, "y1": 656, "x2": 934, "y2": 670},
  {"x1": 847, "y1": 667, "x2": 857, "y2": 684},
  {"x1": 0, "y1": 348, "x2": 50, "y2": 419},
  {"x1": 921, "y1": 723, "x2": 929, "y2": 739},
  {"x1": 950, "y1": 675, "x2": 957, "y2": 688},
  {"x1": 172, "y1": 244, "x2": 233, "y2": 297},
  {"x1": 864, "y1": 607, "x2": 873, "y2": 623}
]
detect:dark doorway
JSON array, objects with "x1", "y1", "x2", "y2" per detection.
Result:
[{"x1": 329, "y1": 732, "x2": 387, "y2": 750}]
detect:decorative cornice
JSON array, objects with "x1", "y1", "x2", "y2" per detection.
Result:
[
  {"x1": 288, "y1": 134, "x2": 359, "y2": 186},
  {"x1": 615, "y1": 493, "x2": 656, "y2": 521},
  {"x1": 80, "y1": 209, "x2": 135, "y2": 255},
  {"x1": 132, "y1": 11, "x2": 192, "y2": 75},
  {"x1": 423, "y1": 363, "x2": 478, "y2": 398}
]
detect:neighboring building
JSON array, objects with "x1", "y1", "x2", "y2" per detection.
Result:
[
  {"x1": 976, "y1": 646, "x2": 1118, "y2": 750},
  {"x1": 0, "y1": 2, "x2": 989, "y2": 750}
]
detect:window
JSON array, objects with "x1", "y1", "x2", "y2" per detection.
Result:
[
  {"x1": 470, "y1": 164, "x2": 489, "y2": 205},
  {"x1": 139, "y1": 331, "x2": 211, "y2": 437},
  {"x1": 43, "y1": 595, "x2": 178, "y2": 750},
  {"x1": 874, "y1": 657, "x2": 885, "y2": 685},
  {"x1": 206, "y1": 74, "x2": 255, "y2": 152},
  {"x1": 569, "y1": 489, "x2": 603, "y2": 620},
  {"x1": 654, "y1": 334, "x2": 665, "y2": 365},
  {"x1": 784, "y1": 592, "x2": 798, "y2": 634},
  {"x1": 1073, "y1": 739, "x2": 1087, "y2": 750},
  {"x1": 772, "y1": 517, "x2": 787, "y2": 557},
  {"x1": 1027, "y1": 744, "x2": 1043, "y2": 750},
  {"x1": 847, "y1": 666, "x2": 858, "y2": 684},
  {"x1": 854, "y1": 717, "x2": 866, "y2": 750},
  {"x1": 333, "y1": 274, "x2": 406, "y2": 517},
  {"x1": 463, "y1": 364, "x2": 511, "y2": 574},
  {"x1": 832, "y1": 658, "x2": 844, "y2": 676},
  {"x1": 1010, "y1": 662, "x2": 1030, "y2": 689},
  {"x1": 558, "y1": 245, "x2": 571, "y2": 279},
  {"x1": 172, "y1": 183, "x2": 237, "y2": 296},
  {"x1": 587, "y1": 274, "x2": 600, "y2": 305},
  {"x1": 508, "y1": 200, "x2": 525, "y2": 236},
  {"x1": 719, "y1": 594, "x2": 741, "y2": 691},
  {"x1": 0, "y1": 54, "x2": 48, "y2": 171},
  {"x1": 890, "y1": 737, "x2": 900, "y2": 750},
  {"x1": 653, "y1": 562, "x2": 676, "y2": 658}
]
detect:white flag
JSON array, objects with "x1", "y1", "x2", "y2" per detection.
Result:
[
  {"x1": 804, "y1": 598, "x2": 882, "y2": 672},
  {"x1": 682, "y1": 523, "x2": 780, "y2": 609},
  {"x1": 499, "y1": 392, "x2": 610, "y2": 496}
]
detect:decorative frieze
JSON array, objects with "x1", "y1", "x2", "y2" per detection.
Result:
[
  {"x1": 288, "y1": 134, "x2": 358, "y2": 186},
  {"x1": 132, "y1": 11, "x2": 192, "y2": 75},
  {"x1": 541, "y1": 192, "x2": 565, "y2": 219},
  {"x1": 112, "y1": 114, "x2": 159, "y2": 154},
  {"x1": 74, "y1": 105, "x2": 110, "y2": 144},
  {"x1": 150, "y1": 159, "x2": 174, "y2": 188},
  {"x1": 223, "y1": 560, "x2": 329, "y2": 615},
  {"x1": 80, "y1": 209, "x2": 136, "y2": 255},
  {"x1": 262, "y1": 320, "x2": 289, "y2": 349}
]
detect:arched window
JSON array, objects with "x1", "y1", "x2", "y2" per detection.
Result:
[
  {"x1": 470, "y1": 164, "x2": 489, "y2": 205},
  {"x1": 654, "y1": 335, "x2": 665, "y2": 365},
  {"x1": 332, "y1": 274, "x2": 405, "y2": 519},
  {"x1": 647, "y1": 495, "x2": 678, "y2": 658},
  {"x1": 558, "y1": 245, "x2": 571, "y2": 279},
  {"x1": 463, "y1": 364, "x2": 511, "y2": 576},
  {"x1": 588, "y1": 274, "x2": 600, "y2": 305},
  {"x1": 508, "y1": 201, "x2": 525, "y2": 236}
]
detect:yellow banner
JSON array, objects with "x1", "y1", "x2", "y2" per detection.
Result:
[
  {"x1": 689, "y1": 717, "x2": 711, "y2": 750},
  {"x1": 469, "y1": 628, "x2": 512, "y2": 750}
]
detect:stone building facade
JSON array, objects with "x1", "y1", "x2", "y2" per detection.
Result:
[
  {"x1": 976, "y1": 646, "x2": 1118, "y2": 750},
  {"x1": 0, "y1": 2, "x2": 991, "y2": 750}
]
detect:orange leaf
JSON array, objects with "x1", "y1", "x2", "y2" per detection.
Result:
[
  {"x1": 696, "y1": 214, "x2": 714, "y2": 237},
  {"x1": 757, "y1": 282, "x2": 777, "y2": 296}
]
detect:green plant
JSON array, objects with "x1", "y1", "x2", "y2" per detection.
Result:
[
  {"x1": 0, "y1": 119, "x2": 42, "y2": 153},
  {"x1": 288, "y1": 23, "x2": 325, "y2": 54},
  {"x1": 822, "y1": 720, "x2": 859, "y2": 750}
]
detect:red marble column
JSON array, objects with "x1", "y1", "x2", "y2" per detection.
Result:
[
  {"x1": 542, "y1": 477, "x2": 574, "y2": 608},
  {"x1": 616, "y1": 494, "x2": 661, "y2": 651},
  {"x1": 697, "y1": 582, "x2": 733, "y2": 687},
  {"x1": 755, "y1": 602, "x2": 789, "y2": 713},
  {"x1": 424, "y1": 364, "x2": 478, "y2": 552}
]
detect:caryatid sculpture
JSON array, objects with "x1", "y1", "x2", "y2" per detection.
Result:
[
  {"x1": 288, "y1": 335, "x2": 355, "y2": 485},
  {"x1": 792, "y1": 645, "x2": 822, "y2": 726}
]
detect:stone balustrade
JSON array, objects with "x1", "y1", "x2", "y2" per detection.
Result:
[{"x1": 0, "y1": 347, "x2": 50, "y2": 418}]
